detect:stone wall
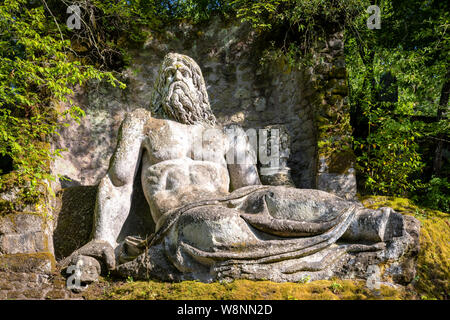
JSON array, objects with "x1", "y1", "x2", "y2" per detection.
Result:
[
  {"x1": 309, "y1": 32, "x2": 357, "y2": 200},
  {"x1": 0, "y1": 271, "x2": 79, "y2": 300},
  {"x1": 0, "y1": 212, "x2": 81, "y2": 299}
]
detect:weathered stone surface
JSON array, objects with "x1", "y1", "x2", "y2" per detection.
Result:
[
  {"x1": 0, "y1": 271, "x2": 77, "y2": 300},
  {"x1": 60, "y1": 240, "x2": 115, "y2": 273},
  {"x1": 0, "y1": 252, "x2": 55, "y2": 274},
  {"x1": 7, "y1": 291, "x2": 26, "y2": 299},
  {"x1": 115, "y1": 187, "x2": 419, "y2": 285},
  {"x1": 61, "y1": 53, "x2": 419, "y2": 290},
  {"x1": 22, "y1": 288, "x2": 45, "y2": 299},
  {"x1": 0, "y1": 213, "x2": 53, "y2": 255},
  {"x1": 0, "y1": 188, "x2": 36, "y2": 212},
  {"x1": 52, "y1": 186, "x2": 97, "y2": 260},
  {"x1": 0, "y1": 213, "x2": 43, "y2": 234},
  {"x1": 317, "y1": 156, "x2": 357, "y2": 200},
  {"x1": 45, "y1": 289, "x2": 67, "y2": 300},
  {"x1": 0, "y1": 232, "x2": 46, "y2": 254}
]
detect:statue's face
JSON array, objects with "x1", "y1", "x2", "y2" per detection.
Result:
[
  {"x1": 152, "y1": 53, "x2": 216, "y2": 126},
  {"x1": 164, "y1": 58, "x2": 200, "y2": 114}
]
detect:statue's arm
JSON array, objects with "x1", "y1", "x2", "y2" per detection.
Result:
[
  {"x1": 225, "y1": 125, "x2": 261, "y2": 191},
  {"x1": 92, "y1": 108, "x2": 151, "y2": 248}
]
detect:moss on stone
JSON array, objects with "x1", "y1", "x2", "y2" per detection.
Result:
[
  {"x1": 360, "y1": 195, "x2": 449, "y2": 300},
  {"x1": 52, "y1": 186, "x2": 97, "y2": 260},
  {"x1": 0, "y1": 202, "x2": 13, "y2": 219},
  {"x1": 0, "y1": 252, "x2": 56, "y2": 274},
  {"x1": 0, "y1": 172, "x2": 20, "y2": 193},
  {"x1": 326, "y1": 150, "x2": 356, "y2": 174},
  {"x1": 45, "y1": 289, "x2": 67, "y2": 300},
  {"x1": 80, "y1": 195, "x2": 448, "y2": 300},
  {"x1": 83, "y1": 278, "x2": 406, "y2": 300}
]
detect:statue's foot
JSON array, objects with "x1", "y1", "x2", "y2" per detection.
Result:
[{"x1": 343, "y1": 207, "x2": 405, "y2": 243}]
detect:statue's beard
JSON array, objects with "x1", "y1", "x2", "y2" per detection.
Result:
[{"x1": 164, "y1": 81, "x2": 201, "y2": 125}]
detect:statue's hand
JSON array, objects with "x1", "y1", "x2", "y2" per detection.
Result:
[{"x1": 62, "y1": 240, "x2": 115, "y2": 291}]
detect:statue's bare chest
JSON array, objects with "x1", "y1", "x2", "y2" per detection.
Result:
[{"x1": 142, "y1": 118, "x2": 227, "y2": 165}]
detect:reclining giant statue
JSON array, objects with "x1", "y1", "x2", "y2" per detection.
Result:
[{"x1": 62, "y1": 53, "x2": 419, "y2": 286}]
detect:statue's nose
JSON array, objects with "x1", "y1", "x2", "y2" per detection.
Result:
[{"x1": 174, "y1": 69, "x2": 183, "y2": 80}]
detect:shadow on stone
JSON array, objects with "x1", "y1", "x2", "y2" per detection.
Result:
[
  {"x1": 53, "y1": 186, "x2": 97, "y2": 261},
  {"x1": 59, "y1": 175, "x2": 82, "y2": 189},
  {"x1": 117, "y1": 163, "x2": 155, "y2": 243},
  {"x1": 53, "y1": 164, "x2": 155, "y2": 261}
]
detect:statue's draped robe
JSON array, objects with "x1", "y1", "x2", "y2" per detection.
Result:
[{"x1": 120, "y1": 185, "x2": 385, "y2": 282}]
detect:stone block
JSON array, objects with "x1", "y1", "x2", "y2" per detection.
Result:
[
  {"x1": 45, "y1": 289, "x2": 67, "y2": 300},
  {"x1": 0, "y1": 278, "x2": 14, "y2": 290},
  {"x1": 7, "y1": 291, "x2": 25, "y2": 300},
  {"x1": 0, "y1": 232, "x2": 48, "y2": 254},
  {"x1": 317, "y1": 171, "x2": 357, "y2": 200},
  {"x1": 0, "y1": 252, "x2": 56, "y2": 274},
  {"x1": 22, "y1": 289, "x2": 44, "y2": 299},
  {"x1": 53, "y1": 186, "x2": 97, "y2": 260}
]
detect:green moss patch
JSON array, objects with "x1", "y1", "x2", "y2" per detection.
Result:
[
  {"x1": 0, "y1": 252, "x2": 56, "y2": 274},
  {"x1": 326, "y1": 150, "x2": 356, "y2": 174},
  {"x1": 360, "y1": 195, "x2": 449, "y2": 300},
  {"x1": 84, "y1": 278, "x2": 405, "y2": 300}
]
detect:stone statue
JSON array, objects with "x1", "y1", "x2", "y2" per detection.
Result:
[{"x1": 62, "y1": 53, "x2": 419, "y2": 286}]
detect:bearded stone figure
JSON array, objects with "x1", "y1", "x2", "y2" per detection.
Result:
[{"x1": 62, "y1": 53, "x2": 420, "y2": 287}]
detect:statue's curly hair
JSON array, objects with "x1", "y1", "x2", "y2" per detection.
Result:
[{"x1": 150, "y1": 53, "x2": 217, "y2": 127}]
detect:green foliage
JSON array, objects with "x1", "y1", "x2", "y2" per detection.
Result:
[
  {"x1": 0, "y1": 0, "x2": 232, "y2": 208},
  {"x1": 231, "y1": 0, "x2": 366, "y2": 67},
  {"x1": 232, "y1": 0, "x2": 289, "y2": 30},
  {"x1": 0, "y1": 0, "x2": 123, "y2": 206},
  {"x1": 347, "y1": 0, "x2": 449, "y2": 206},
  {"x1": 413, "y1": 177, "x2": 450, "y2": 213},
  {"x1": 43, "y1": 1, "x2": 233, "y2": 70},
  {"x1": 297, "y1": 275, "x2": 311, "y2": 284},
  {"x1": 232, "y1": 0, "x2": 363, "y2": 32},
  {"x1": 329, "y1": 282, "x2": 343, "y2": 294},
  {"x1": 354, "y1": 114, "x2": 424, "y2": 196},
  {"x1": 164, "y1": 0, "x2": 232, "y2": 23}
]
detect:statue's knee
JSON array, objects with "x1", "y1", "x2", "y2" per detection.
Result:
[{"x1": 176, "y1": 207, "x2": 252, "y2": 249}]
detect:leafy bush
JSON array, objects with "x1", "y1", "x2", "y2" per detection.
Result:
[
  {"x1": 354, "y1": 112, "x2": 424, "y2": 196},
  {"x1": 0, "y1": 0, "x2": 123, "y2": 206},
  {"x1": 413, "y1": 177, "x2": 450, "y2": 213}
]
